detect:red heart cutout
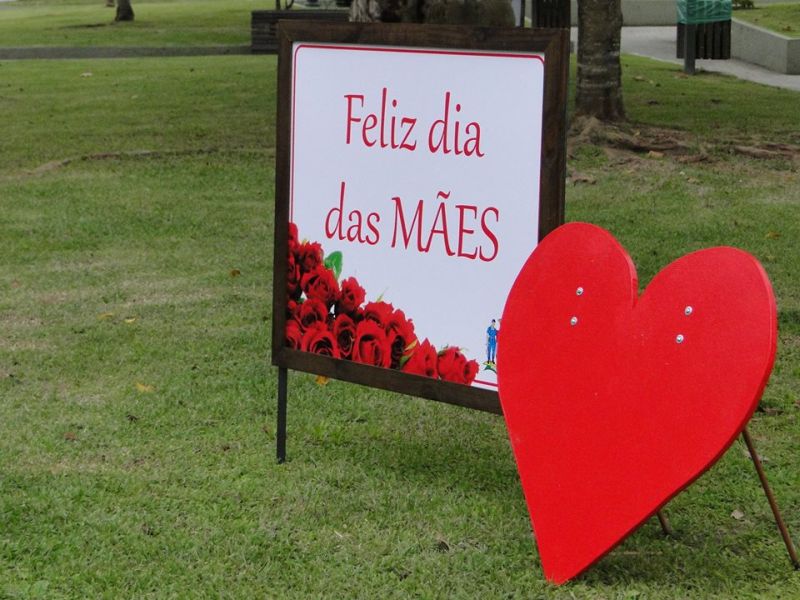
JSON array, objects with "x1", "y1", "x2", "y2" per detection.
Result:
[{"x1": 498, "y1": 222, "x2": 777, "y2": 584}]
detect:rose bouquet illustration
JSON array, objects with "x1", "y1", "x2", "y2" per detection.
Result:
[{"x1": 285, "y1": 222, "x2": 479, "y2": 385}]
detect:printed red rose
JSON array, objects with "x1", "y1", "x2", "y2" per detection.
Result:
[
  {"x1": 401, "y1": 338, "x2": 438, "y2": 379},
  {"x1": 296, "y1": 241, "x2": 323, "y2": 274},
  {"x1": 285, "y1": 318, "x2": 303, "y2": 350},
  {"x1": 335, "y1": 277, "x2": 366, "y2": 316},
  {"x1": 287, "y1": 251, "x2": 302, "y2": 301},
  {"x1": 437, "y1": 347, "x2": 479, "y2": 385},
  {"x1": 301, "y1": 321, "x2": 340, "y2": 358},
  {"x1": 363, "y1": 301, "x2": 394, "y2": 328},
  {"x1": 332, "y1": 314, "x2": 356, "y2": 360},
  {"x1": 352, "y1": 319, "x2": 391, "y2": 368},
  {"x1": 301, "y1": 265, "x2": 340, "y2": 308},
  {"x1": 386, "y1": 309, "x2": 416, "y2": 369},
  {"x1": 288, "y1": 222, "x2": 299, "y2": 252},
  {"x1": 295, "y1": 298, "x2": 329, "y2": 331}
]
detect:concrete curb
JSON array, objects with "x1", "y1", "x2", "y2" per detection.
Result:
[
  {"x1": 732, "y1": 19, "x2": 800, "y2": 75},
  {"x1": 0, "y1": 45, "x2": 251, "y2": 60}
]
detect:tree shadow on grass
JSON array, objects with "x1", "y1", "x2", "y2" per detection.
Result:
[{"x1": 59, "y1": 23, "x2": 111, "y2": 29}]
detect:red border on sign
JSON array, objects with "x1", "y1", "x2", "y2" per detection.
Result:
[{"x1": 288, "y1": 42, "x2": 544, "y2": 390}]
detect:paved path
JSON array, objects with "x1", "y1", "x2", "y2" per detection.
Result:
[
  {"x1": 603, "y1": 26, "x2": 800, "y2": 92},
  {"x1": 0, "y1": 45, "x2": 250, "y2": 59}
]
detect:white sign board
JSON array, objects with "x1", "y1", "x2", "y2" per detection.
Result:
[{"x1": 289, "y1": 43, "x2": 545, "y2": 389}]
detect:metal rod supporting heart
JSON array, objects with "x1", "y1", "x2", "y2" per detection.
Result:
[
  {"x1": 656, "y1": 510, "x2": 673, "y2": 536},
  {"x1": 741, "y1": 427, "x2": 800, "y2": 569}
]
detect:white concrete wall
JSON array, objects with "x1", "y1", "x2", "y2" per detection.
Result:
[{"x1": 731, "y1": 18, "x2": 800, "y2": 74}]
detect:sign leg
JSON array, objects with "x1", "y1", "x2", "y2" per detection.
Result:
[
  {"x1": 277, "y1": 367, "x2": 288, "y2": 464},
  {"x1": 742, "y1": 427, "x2": 800, "y2": 569},
  {"x1": 684, "y1": 23, "x2": 696, "y2": 75}
]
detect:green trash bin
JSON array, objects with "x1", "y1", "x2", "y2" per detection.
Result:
[{"x1": 676, "y1": 0, "x2": 732, "y2": 60}]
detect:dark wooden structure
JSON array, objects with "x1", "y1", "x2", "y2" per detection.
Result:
[
  {"x1": 251, "y1": 9, "x2": 349, "y2": 54},
  {"x1": 531, "y1": 0, "x2": 570, "y2": 28},
  {"x1": 273, "y1": 22, "x2": 570, "y2": 459},
  {"x1": 676, "y1": 20, "x2": 731, "y2": 60}
]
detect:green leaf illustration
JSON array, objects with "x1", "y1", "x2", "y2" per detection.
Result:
[{"x1": 324, "y1": 251, "x2": 343, "y2": 280}]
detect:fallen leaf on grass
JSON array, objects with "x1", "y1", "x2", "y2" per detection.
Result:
[
  {"x1": 230, "y1": 268, "x2": 241, "y2": 278},
  {"x1": 98, "y1": 312, "x2": 114, "y2": 320},
  {"x1": 731, "y1": 509, "x2": 745, "y2": 521},
  {"x1": 569, "y1": 172, "x2": 596, "y2": 185},
  {"x1": 63, "y1": 431, "x2": 77, "y2": 441},
  {"x1": 135, "y1": 382, "x2": 154, "y2": 393},
  {"x1": 124, "y1": 317, "x2": 137, "y2": 324},
  {"x1": 81, "y1": 72, "x2": 93, "y2": 78},
  {"x1": 647, "y1": 150, "x2": 665, "y2": 159},
  {"x1": 315, "y1": 375, "x2": 330, "y2": 386},
  {"x1": 765, "y1": 231, "x2": 781, "y2": 240}
]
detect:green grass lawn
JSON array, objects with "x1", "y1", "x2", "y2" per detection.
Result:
[
  {"x1": 0, "y1": 0, "x2": 266, "y2": 47},
  {"x1": 1, "y1": 51, "x2": 799, "y2": 597},
  {"x1": 735, "y1": 3, "x2": 800, "y2": 38}
]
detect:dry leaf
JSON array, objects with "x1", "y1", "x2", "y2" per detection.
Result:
[
  {"x1": 63, "y1": 431, "x2": 77, "y2": 441},
  {"x1": 135, "y1": 382, "x2": 155, "y2": 393},
  {"x1": 230, "y1": 269, "x2": 241, "y2": 278},
  {"x1": 647, "y1": 150, "x2": 665, "y2": 159},
  {"x1": 731, "y1": 509, "x2": 745, "y2": 521},
  {"x1": 315, "y1": 375, "x2": 330, "y2": 386},
  {"x1": 765, "y1": 231, "x2": 781, "y2": 240},
  {"x1": 124, "y1": 317, "x2": 137, "y2": 324},
  {"x1": 98, "y1": 312, "x2": 114, "y2": 320},
  {"x1": 435, "y1": 538, "x2": 451, "y2": 553},
  {"x1": 569, "y1": 172, "x2": 596, "y2": 186}
]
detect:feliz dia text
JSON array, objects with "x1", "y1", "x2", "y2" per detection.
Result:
[
  {"x1": 322, "y1": 88, "x2": 498, "y2": 262},
  {"x1": 344, "y1": 88, "x2": 484, "y2": 157}
]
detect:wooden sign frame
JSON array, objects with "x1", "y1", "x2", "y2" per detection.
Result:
[{"x1": 272, "y1": 22, "x2": 569, "y2": 456}]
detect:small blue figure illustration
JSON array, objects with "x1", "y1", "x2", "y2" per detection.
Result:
[{"x1": 486, "y1": 318, "x2": 498, "y2": 364}]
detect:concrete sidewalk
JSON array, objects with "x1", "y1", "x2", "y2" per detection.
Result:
[{"x1": 604, "y1": 26, "x2": 800, "y2": 92}]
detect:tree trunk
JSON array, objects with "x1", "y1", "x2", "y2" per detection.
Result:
[
  {"x1": 349, "y1": 0, "x2": 381, "y2": 22},
  {"x1": 115, "y1": 0, "x2": 134, "y2": 22},
  {"x1": 575, "y1": 0, "x2": 625, "y2": 121}
]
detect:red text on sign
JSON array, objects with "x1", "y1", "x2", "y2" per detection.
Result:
[{"x1": 390, "y1": 191, "x2": 498, "y2": 261}]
